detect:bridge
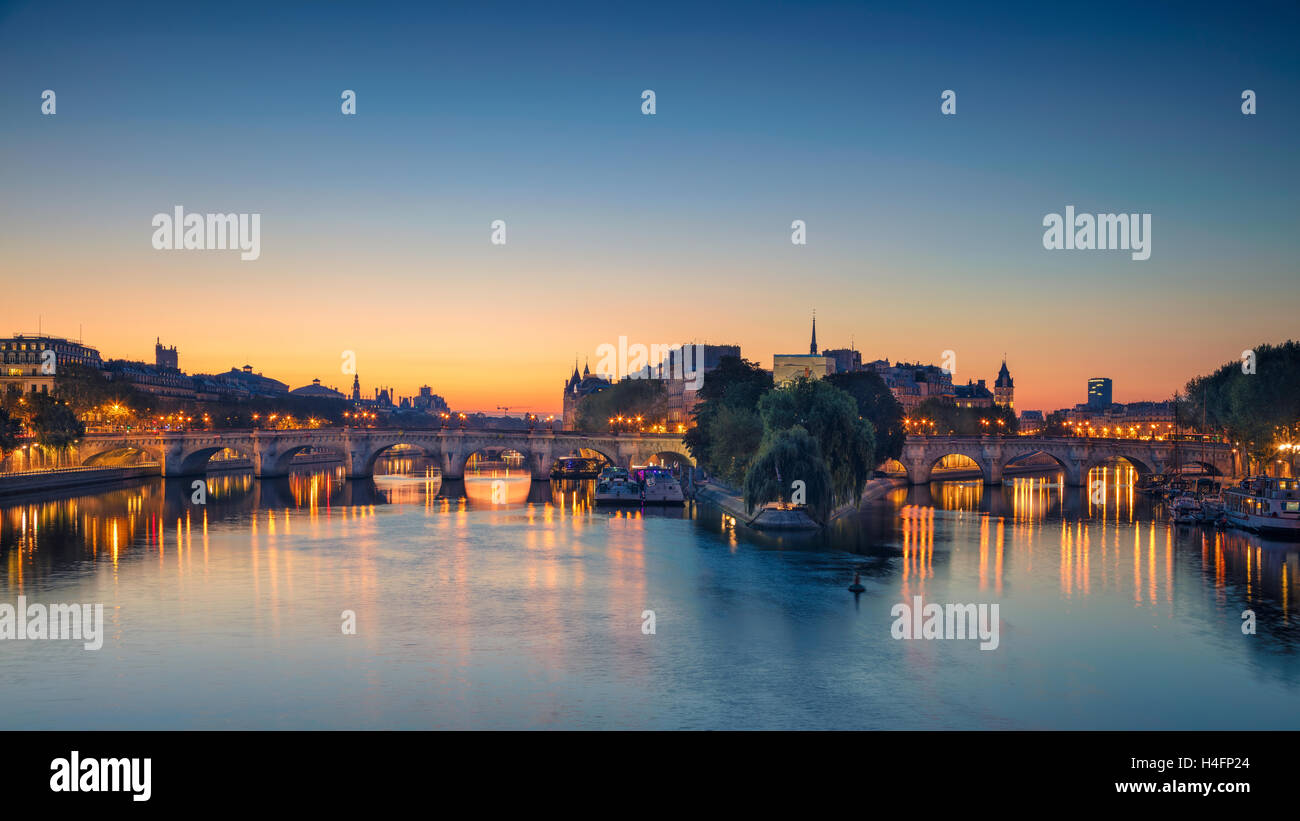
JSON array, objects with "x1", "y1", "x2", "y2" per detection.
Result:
[
  {"x1": 72, "y1": 428, "x2": 694, "y2": 480},
  {"x1": 898, "y1": 435, "x2": 1235, "y2": 486}
]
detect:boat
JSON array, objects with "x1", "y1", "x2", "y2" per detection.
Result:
[
  {"x1": 1135, "y1": 473, "x2": 1167, "y2": 494},
  {"x1": 594, "y1": 467, "x2": 642, "y2": 506},
  {"x1": 1223, "y1": 477, "x2": 1300, "y2": 537},
  {"x1": 550, "y1": 454, "x2": 604, "y2": 479},
  {"x1": 1168, "y1": 492, "x2": 1201, "y2": 524},
  {"x1": 1197, "y1": 493, "x2": 1225, "y2": 526},
  {"x1": 636, "y1": 465, "x2": 685, "y2": 506}
]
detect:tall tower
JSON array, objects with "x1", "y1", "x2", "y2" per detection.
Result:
[
  {"x1": 994, "y1": 358, "x2": 1014, "y2": 409},
  {"x1": 351, "y1": 374, "x2": 361, "y2": 401},
  {"x1": 155, "y1": 337, "x2": 179, "y2": 371},
  {"x1": 809, "y1": 311, "x2": 818, "y2": 355}
]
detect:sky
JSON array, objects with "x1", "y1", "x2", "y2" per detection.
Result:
[{"x1": 1, "y1": 0, "x2": 1296, "y2": 414}]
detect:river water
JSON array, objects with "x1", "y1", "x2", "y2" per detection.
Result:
[{"x1": 1, "y1": 464, "x2": 1295, "y2": 729}]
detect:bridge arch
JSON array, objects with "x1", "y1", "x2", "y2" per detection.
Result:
[
  {"x1": 175, "y1": 445, "x2": 256, "y2": 475},
  {"x1": 82, "y1": 444, "x2": 162, "y2": 467},
  {"x1": 999, "y1": 449, "x2": 1080, "y2": 485},
  {"x1": 1085, "y1": 454, "x2": 1156, "y2": 479},
  {"x1": 640, "y1": 449, "x2": 695, "y2": 469},
  {"x1": 920, "y1": 451, "x2": 992, "y2": 485},
  {"x1": 1169, "y1": 460, "x2": 1224, "y2": 477},
  {"x1": 458, "y1": 446, "x2": 531, "y2": 476},
  {"x1": 269, "y1": 443, "x2": 349, "y2": 475},
  {"x1": 362, "y1": 441, "x2": 440, "y2": 477}
]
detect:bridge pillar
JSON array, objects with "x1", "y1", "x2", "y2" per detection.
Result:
[
  {"x1": 905, "y1": 459, "x2": 932, "y2": 485},
  {"x1": 343, "y1": 449, "x2": 371, "y2": 479},
  {"x1": 1062, "y1": 460, "x2": 1084, "y2": 487},
  {"x1": 984, "y1": 460, "x2": 1002, "y2": 485},
  {"x1": 158, "y1": 441, "x2": 187, "y2": 477},
  {"x1": 252, "y1": 439, "x2": 287, "y2": 479},
  {"x1": 531, "y1": 445, "x2": 554, "y2": 480}
]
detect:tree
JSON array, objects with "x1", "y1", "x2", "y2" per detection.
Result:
[
  {"x1": 684, "y1": 355, "x2": 773, "y2": 479},
  {"x1": 754, "y1": 377, "x2": 875, "y2": 512},
  {"x1": 826, "y1": 370, "x2": 905, "y2": 464},
  {"x1": 912, "y1": 398, "x2": 1017, "y2": 435},
  {"x1": 0, "y1": 406, "x2": 20, "y2": 459},
  {"x1": 1043, "y1": 411, "x2": 1072, "y2": 436},
  {"x1": 29, "y1": 397, "x2": 85, "y2": 450},
  {"x1": 1186, "y1": 340, "x2": 1300, "y2": 463},
  {"x1": 743, "y1": 426, "x2": 835, "y2": 522},
  {"x1": 706, "y1": 402, "x2": 765, "y2": 486},
  {"x1": 575, "y1": 379, "x2": 667, "y2": 433}
]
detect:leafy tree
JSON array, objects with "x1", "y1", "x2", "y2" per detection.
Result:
[
  {"x1": 575, "y1": 379, "x2": 667, "y2": 433},
  {"x1": 684, "y1": 356, "x2": 772, "y2": 478},
  {"x1": 55, "y1": 362, "x2": 143, "y2": 415},
  {"x1": 752, "y1": 377, "x2": 875, "y2": 513},
  {"x1": 706, "y1": 403, "x2": 765, "y2": 486},
  {"x1": 1186, "y1": 340, "x2": 1300, "y2": 462},
  {"x1": 743, "y1": 425, "x2": 835, "y2": 522},
  {"x1": 912, "y1": 398, "x2": 1017, "y2": 435},
  {"x1": 0, "y1": 406, "x2": 20, "y2": 459},
  {"x1": 1043, "y1": 411, "x2": 1072, "y2": 436},
  {"x1": 28, "y1": 396, "x2": 85, "y2": 450},
  {"x1": 825, "y1": 370, "x2": 905, "y2": 463}
]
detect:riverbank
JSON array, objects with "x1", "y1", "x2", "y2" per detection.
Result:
[
  {"x1": 0, "y1": 452, "x2": 345, "y2": 497},
  {"x1": 0, "y1": 465, "x2": 161, "y2": 497},
  {"x1": 694, "y1": 475, "x2": 908, "y2": 530}
]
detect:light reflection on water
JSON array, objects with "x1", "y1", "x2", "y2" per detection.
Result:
[{"x1": 0, "y1": 464, "x2": 1295, "y2": 729}]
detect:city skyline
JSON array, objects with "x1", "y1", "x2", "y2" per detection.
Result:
[
  {"x1": 0, "y1": 318, "x2": 1273, "y2": 416},
  {"x1": 2, "y1": 0, "x2": 1296, "y2": 413}
]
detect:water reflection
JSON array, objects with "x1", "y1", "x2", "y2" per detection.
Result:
[
  {"x1": 709, "y1": 464, "x2": 1299, "y2": 648},
  {"x1": 1, "y1": 461, "x2": 1297, "y2": 729}
]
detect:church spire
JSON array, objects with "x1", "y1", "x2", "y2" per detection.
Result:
[{"x1": 809, "y1": 310, "x2": 818, "y2": 355}]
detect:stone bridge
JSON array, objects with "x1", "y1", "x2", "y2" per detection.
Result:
[
  {"x1": 73, "y1": 428, "x2": 694, "y2": 479},
  {"x1": 898, "y1": 435, "x2": 1236, "y2": 486}
]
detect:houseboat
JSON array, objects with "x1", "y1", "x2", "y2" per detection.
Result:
[{"x1": 1223, "y1": 477, "x2": 1300, "y2": 537}]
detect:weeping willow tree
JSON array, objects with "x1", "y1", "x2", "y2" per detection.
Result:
[
  {"x1": 743, "y1": 425, "x2": 835, "y2": 523},
  {"x1": 754, "y1": 377, "x2": 876, "y2": 512}
]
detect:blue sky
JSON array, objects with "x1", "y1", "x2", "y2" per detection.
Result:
[{"x1": 1, "y1": 0, "x2": 1296, "y2": 411}]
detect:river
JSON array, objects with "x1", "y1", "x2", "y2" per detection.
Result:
[{"x1": 1, "y1": 463, "x2": 1295, "y2": 729}]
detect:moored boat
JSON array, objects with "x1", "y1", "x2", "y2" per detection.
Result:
[
  {"x1": 594, "y1": 467, "x2": 642, "y2": 505},
  {"x1": 550, "y1": 454, "x2": 604, "y2": 479},
  {"x1": 1168, "y1": 492, "x2": 1201, "y2": 524},
  {"x1": 636, "y1": 465, "x2": 685, "y2": 505},
  {"x1": 1197, "y1": 493, "x2": 1225, "y2": 525},
  {"x1": 1223, "y1": 476, "x2": 1300, "y2": 537}
]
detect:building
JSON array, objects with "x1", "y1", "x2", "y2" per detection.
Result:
[
  {"x1": 866, "y1": 359, "x2": 955, "y2": 412},
  {"x1": 774, "y1": 317, "x2": 834, "y2": 386},
  {"x1": 289, "y1": 378, "x2": 346, "y2": 399},
  {"x1": 1019, "y1": 410, "x2": 1045, "y2": 434},
  {"x1": 952, "y1": 379, "x2": 994, "y2": 408},
  {"x1": 412, "y1": 385, "x2": 450, "y2": 414},
  {"x1": 0, "y1": 333, "x2": 103, "y2": 396},
  {"x1": 200, "y1": 365, "x2": 289, "y2": 399},
  {"x1": 1061, "y1": 399, "x2": 1177, "y2": 435},
  {"x1": 994, "y1": 359, "x2": 1014, "y2": 409},
  {"x1": 773, "y1": 354, "x2": 834, "y2": 385},
  {"x1": 562, "y1": 360, "x2": 612, "y2": 428},
  {"x1": 822, "y1": 347, "x2": 862, "y2": 374},
  {"x1": 1087, "y1": 377, "x2": 1112, "y2": 410},
  {"x1": 103, "y1": 358, "x2": 198, "y2": 400},
  {"x1": 155, "y1": 338, "x2": 179, "y2": 371}
]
